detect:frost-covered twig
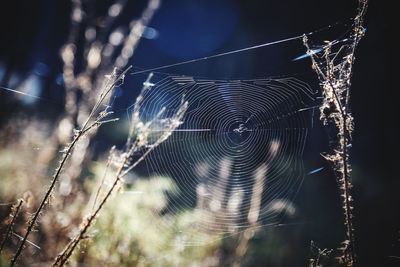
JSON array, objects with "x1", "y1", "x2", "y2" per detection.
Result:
[
  {"x1": 303, "y1": 1, "x2": 368, "y2": 266},
  {"x1": 10, "y1": 67, "x2": 130, "y2": 266},
  {"x1": 53, "y1": 74, "x2": 188, "y2": 266}
]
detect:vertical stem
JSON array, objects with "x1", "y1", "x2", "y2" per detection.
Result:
[
  {"x1": 304, "y1": 2, "x2": 368, "y2": 265},
  {"x1": 341, "y1": 112, "x2": 355, "y2": 266}
]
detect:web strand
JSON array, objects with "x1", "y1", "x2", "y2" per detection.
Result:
[{"x1": 130, "y1": 19, "x2": 350, "y2": 76}]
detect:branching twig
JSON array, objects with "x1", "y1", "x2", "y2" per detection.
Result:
[
  {"x1": 10, "y1": 67, "x2": 130, "y2": 266},
  {"x1": 36, "y1": 0, "x2": 160, "y2": 196},
  {"x1": 53, "y1": 74, "x2": 188, "y2": 266}
]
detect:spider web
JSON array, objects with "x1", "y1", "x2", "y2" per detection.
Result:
[{"x1": 127, "y1": 74, "x2": 317, "y2": 245}]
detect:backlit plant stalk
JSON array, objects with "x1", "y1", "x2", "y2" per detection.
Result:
[
  {"x1": 10, "y1": 67, "x2": 131, "y2": 266},
  {"x1": 37, "y1": 0, "x2": 160, "y2": 192},
  {"x1": 53, "y1": 73, "x2": 188, "y2": 266},
  {"x1": 303, "y1": 1, "x2": 368, "y2": 266}
]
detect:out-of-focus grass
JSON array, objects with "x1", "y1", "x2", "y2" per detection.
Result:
[
  {"x1": 0, "y1": 118, "x2": 303, "y2": 266},
  {"x1": 79, "y1": 165, "x2": 222, "y2": 266},
  {"x1": 0, "y1": 121, "x2": 222, "y2": 265}
]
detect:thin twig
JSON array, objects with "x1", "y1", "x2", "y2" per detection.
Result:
[
  {"x1": 10, "y1": 68, "x2": 129, "y2": 266},
  {"x1": 53, "y1": 149, "x2": 131, "y2": 266},
  {"x1": 53, "y1": 76, "x2": 188, "y2": 266},
  {"x1": 0, "y1": 199, "x2": 24, "y2": 255}
]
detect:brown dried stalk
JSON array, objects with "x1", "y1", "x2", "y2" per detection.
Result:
[
  {"x1": 10, "y1": 67, "x2": 130, "y2": 266},
  {"x1": 303, "y1": 1, "x2": 368, "y2": 266},
  {"x1": 0, "y1": 199, "x2": 24, "y2": 255},
  {"x1": 53, "y1": 74, "x2": 188, "y2": 266}
]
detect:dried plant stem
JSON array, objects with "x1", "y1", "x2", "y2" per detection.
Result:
[
  {"x1": 53, "y1": 151, "x2": 131, "y2": 267},
  {"x1": 10, "y1": 136, "x2": 81, "y2": 266},
  {"x1": 10, "y1": 68, "x2": 130, "y2": 266},
  {"x1": 303, "y1": 1, "x2": 368, "y2": 265},
  {"x1": 36, "y1": 0, "x2": 160, "y2": 186},
  {"x1": 54, "y1": 123, "x2": 182, "y2": 265},
  {"x1": 341, "y1": 112, "x2": 355, "y2": 263},
  {"x1": 0, "y1": 199, "x2": 24, "y2": 255},
  {"x1": 53, "y1": 80, "x2": 188, "y2": 265}
]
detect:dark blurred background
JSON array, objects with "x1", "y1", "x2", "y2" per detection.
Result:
[{"x1": 0, "y1": 0, "x2": 393, "y2": 266}]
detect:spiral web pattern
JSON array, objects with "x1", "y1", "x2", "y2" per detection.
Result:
[{"x1": 132, "y1": 74, "x2": 316, "y2": 245}]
